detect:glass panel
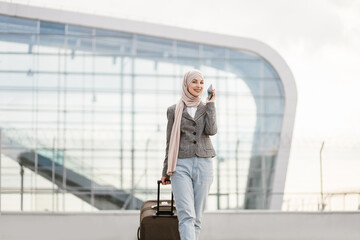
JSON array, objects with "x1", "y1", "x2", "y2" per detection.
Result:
[
  {"x1": 0, "y1": 53, "x2": 34, "y2": 71},
  {"x1": 0, "y1": 33, "x2": 37, "y2": 51},
  {"x1": 40, "y1": 21, "x2": 65, "y2": 35},
  {"x1": 67, "y1": 36, "x2": 93, "y2": 53},
  {"x1": 134, "y1": 58, "x2": 157, "y2": 75},
  {"x1": 176, "y1": 57, "x2": 200, "y2": 69},
  {"x1": 228, "y1": 49, "x2": 257, "y2": 60},
  {"x1": 95, "y1": 28, "x2": 132, "y2": 55},
  {"x1": 228, "y1": 59, "x2": 263, "y2": 78},
  {"x1": 136, "y1": 34, "x2": 173, "y2": 58},
  {"x1": 202, "y1": 45, "x2": 226, "y2": 58},
  {"x1": 263, "y1": 60, "x2": 279, "y2": 78},
  {"x1": 202, "y1": 59, "x2": 226, "y2": 74},
  {"x1": 263, "y1": 98, "x2": 284, "y2": 114},
  {"x1": 0, "y1": 14, "x2": 37, "y2": 33},
  {"x1": 38, "y1": 35, "x2": 65, "y2": 52},
  {"x1": 65, "y1": 54, "x2": 94, "y2": 72},
  {"x1": 68, "y1": 24, "x2": 92, "y2": 36},
  {"x1": 263, "y1": 79, "x2": 282, "y2": 97}
]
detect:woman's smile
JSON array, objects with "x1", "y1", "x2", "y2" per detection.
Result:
[{"x1": 188, "y1": 77, "x2": 204, "y2": 97}]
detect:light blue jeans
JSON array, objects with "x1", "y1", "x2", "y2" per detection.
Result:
[{"x1": 171, "y1": 156, "x2": 214, "y2": 240}]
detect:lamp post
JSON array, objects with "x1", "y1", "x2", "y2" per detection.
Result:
[
  {"x1": 235, "y1": 139, "x2": 240, "y2": 208},
  {"x1": 20, "y1": 164, "x2": 24, "y2": 211},
  {"x1": 320, "y1": 141, "x2": 325, "y2": 211},
  {"x1": 0, "y1": 128, "x2": 2, "y2": 212}
]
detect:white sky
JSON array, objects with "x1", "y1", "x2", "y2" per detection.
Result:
[{"x1": 3, "y1": 0, "x2": 360, "y2": 207}]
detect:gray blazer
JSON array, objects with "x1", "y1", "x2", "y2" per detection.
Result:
[{"x1": 162, "y1": 101, "x2": 217, "y2": 178}]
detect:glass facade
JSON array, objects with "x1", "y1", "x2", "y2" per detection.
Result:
[{"x1": 0, "y1": 14, "x2": 284, "y2": 211}]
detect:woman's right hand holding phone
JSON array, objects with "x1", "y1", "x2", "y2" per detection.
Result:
[{"x1": 206, "y1": 88, "x2": 216, "y2": 103}]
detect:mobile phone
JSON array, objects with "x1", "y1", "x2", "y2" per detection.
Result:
[{"x1": 207, "y1": 84, "x2": 213, "y2": 100}]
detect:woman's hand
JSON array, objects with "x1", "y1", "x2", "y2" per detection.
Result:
[
  {"x1": 161, "y1": 176, "x2": 171, "y2": 185},
  {"x1": 206, "y1": 88, "x2": 216, "y2": 103}
]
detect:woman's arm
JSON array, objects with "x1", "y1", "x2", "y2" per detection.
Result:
[
  {"x1": 162, "y1": 106, "x2": 175, "y2": 179},
  {"x1": 204, "y1": 102, "x2": 217, "y2": 135},
  {"x1": 204, "y1": 88, "x2": 217, "y2": 135}
]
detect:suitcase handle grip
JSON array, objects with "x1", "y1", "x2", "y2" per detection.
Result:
[{"x1": 156, "y1": 180, "x2": 175, "y2": 216}]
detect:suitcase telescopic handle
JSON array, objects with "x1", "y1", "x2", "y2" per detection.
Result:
[{"x1": 156, "y1": 180, "x2": 175, "y2": 216}]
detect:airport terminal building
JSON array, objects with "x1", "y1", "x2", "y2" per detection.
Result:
[{"x1": 0, "y1": 2, "x2": 297, "y2": 211}]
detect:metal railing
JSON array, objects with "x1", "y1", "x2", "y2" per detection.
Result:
[{"x1": 1, "y1": 127, "x2": 359, "y2": 212}]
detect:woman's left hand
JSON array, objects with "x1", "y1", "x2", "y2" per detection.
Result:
[{"x1": 206, "y1": 88, "x2": 216, "y2": 103}]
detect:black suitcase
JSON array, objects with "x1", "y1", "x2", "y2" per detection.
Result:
[{"x1": 137, "y1": 180, "x2": 180, "y2": 240}]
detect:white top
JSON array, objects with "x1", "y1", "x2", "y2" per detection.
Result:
[{"x1": 187, "y1": 107, "x2": 197, "y2": 118}]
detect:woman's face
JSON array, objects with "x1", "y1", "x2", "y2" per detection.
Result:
[{"x1": 187, "y1": 76, "x2": 204, "y2": 97}]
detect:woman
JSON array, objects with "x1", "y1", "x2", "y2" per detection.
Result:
[{"x1": 161, "y1": 69, "x2": 217, "y2": 240}]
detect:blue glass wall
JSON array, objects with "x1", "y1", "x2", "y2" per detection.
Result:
[{"x1": 0, "y1": 14, "x2": 284, "y2": 211}]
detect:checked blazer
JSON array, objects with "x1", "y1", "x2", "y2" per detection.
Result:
[{"x1": 162, "y1": 101, "x2": 217, "y2": 178}]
